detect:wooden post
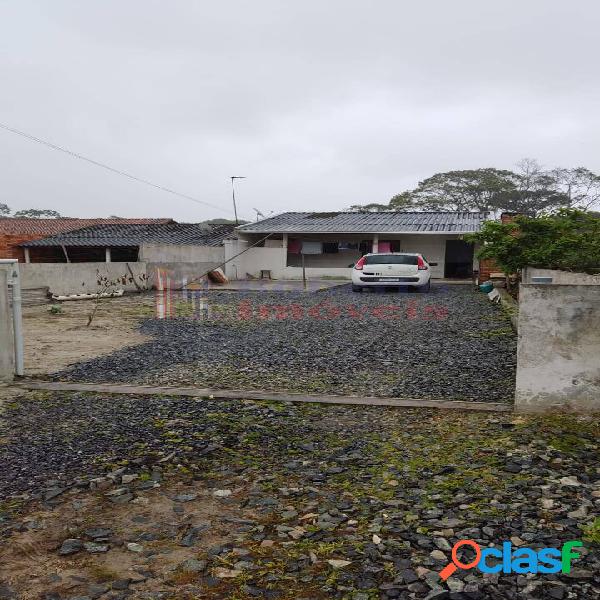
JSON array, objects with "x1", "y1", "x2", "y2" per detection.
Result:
[
  {"x1": 105, "y1": 248, "x2": 111, "y2": 263},
  {"x1": 24, "y1": 248, "x2": 30, "y2": 263},
  {"x1": 301, "y1": 252, "x2": 307, "y2": 290}
]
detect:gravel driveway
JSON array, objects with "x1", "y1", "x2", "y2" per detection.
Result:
[
  {"x1": 58, "y1": 284, "x2": 517, "y2": 402},
  {"x1": 0, "y1": 392, "x2": 598, "y2": 599}
]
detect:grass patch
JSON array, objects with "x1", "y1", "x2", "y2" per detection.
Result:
[
  {"x1": 582, "y1": 518, "x2": 600, "y2": 544},
  {"x1": 88, "y1": 564, "x2": 119, "y2": 582}
]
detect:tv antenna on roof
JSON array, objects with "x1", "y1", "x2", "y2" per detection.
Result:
[{"x1": 230, "y1": 176, "x2": 246, "y2": 225}]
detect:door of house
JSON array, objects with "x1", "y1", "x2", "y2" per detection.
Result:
[{"x1": 444, "y1": 240, "x2": 474, "y2": 278}]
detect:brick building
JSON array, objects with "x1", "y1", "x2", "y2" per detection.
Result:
[{"x1": 0, "y1": 218, "x2": 173, "y2": 261}]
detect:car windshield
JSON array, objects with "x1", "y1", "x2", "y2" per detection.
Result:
[{"x1": 364, "y1": 254, "x2": 418, "y2": 265}]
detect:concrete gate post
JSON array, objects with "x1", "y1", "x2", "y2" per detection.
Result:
[
  {"x1": 515, "y1": 283, "x2": 600, "y2": 412},
  {"x1": 0, "y1": 270, "x2": 14, "y2": 382}
]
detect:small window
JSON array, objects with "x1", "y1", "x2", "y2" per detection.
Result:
[{"x1": 364, "y1": 254, "x2": 418, "y2": 265}]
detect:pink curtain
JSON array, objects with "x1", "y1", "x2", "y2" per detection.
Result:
[
  {"x1": 378, "y1": 241, "x2": 392, "y2": 253},
  {"x1": 287, "y1": 238, "x2": 301, "y2": 254}
]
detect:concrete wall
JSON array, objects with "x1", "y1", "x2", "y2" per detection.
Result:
[
  {"x1": 0, "y1": 270, "x2": 14, "y2": 381},
  {"x1": 515, "y1": 284, "x2": 600, "y2": 412},
  {"x1": 522, "y1": 267, "x2": 600, "y2": 286},
  {"x1": 146, "y1": 262, "x2": 223, "y2": 289},
  {"x1": 19, "y1": 263, "x2": 148, "y2": 295},
  {"x1": 139, "y1": 243, "x2": 224, "y2": 264},
  {"x1": 14, "y1": 244, "x2": 226, "y2": 294}
]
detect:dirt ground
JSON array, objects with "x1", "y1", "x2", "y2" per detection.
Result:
[
  {"x1": 22, "y1": 294, "x2": 154, "y2": 376},
  {"x1": 0, "y1": 479, "x2": 253, "y2": 600}
]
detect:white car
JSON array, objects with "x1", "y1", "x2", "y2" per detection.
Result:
[{"x1": 351, "y1": 252, "x2": 432, "y2": 292}]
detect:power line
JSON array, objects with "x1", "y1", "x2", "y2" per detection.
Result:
[{"x1": 0, "y1": 122, "x2": 232, "y2": 215}]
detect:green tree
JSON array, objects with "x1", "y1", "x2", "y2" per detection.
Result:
[
  {"x1": 552, "y1": 166, "x2": 600, "y2": 210},
  {"x1": 389, "y1": 191, "x2": 419, "y2": 211},
  {"x1": 492, "y1": 159, "x2": 570, "y2": 215},
  {"x1": 348, "y1": 203, "x2": 389, "y2": 212},
  {"x1": 465, "y1": 209, "x2": 600, "y2": 274},
  {"x1": 410, "y1": 168, "x2": 517, "y2": 212},
  {"x1": 355, "y1": 160, "x2": 600, "y2": 215},
  {"x1": 0, "y1": 203, "x2": 10, "y2": 216},
  {"x1": 12, "y1": 208, "x2": 62, "y2": 218}
]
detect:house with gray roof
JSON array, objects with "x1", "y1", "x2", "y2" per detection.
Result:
[
  {"x1": 230, "y1": 211, "x2": 489, "y2": 279},
  {"x1": 19, "y1": 222, "x2": 234, "y2": 263},
  {"x1": 14, "y1": 222, "x2": 235, "y2": 296}
]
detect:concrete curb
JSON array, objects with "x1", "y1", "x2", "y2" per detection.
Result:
[
  {"x1": 497, "y1": 288, "x2": 519, "y2": 331},
  {"x1": 13, "y1": 380, "x2": 513, "y2": 413}
]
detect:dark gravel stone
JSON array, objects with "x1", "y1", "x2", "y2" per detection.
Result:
[
  {"x1": 504, "y1": 463, "x2": 522, "y2": 473},
  {"x1": 110, "y1": 579, "x2": 130, "y2": 591},
  {"x1": 56, "y1": 285, "x2": 516, "y2": 402},
  {"x1": 84, "y1": 527, "x2": 113, "y2": 539},
  {"x1": 401, "y1": 569, "x2": 419, "y2": 584},
  {"x1": 1, "y1": 369, "x2": 598, "y2": 599},
  {"x1": 58, "y1": 538, "x2": 83, "y2": 556}
]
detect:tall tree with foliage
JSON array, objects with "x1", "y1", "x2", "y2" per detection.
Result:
[
  {"x1": 552, "y1": 166, "x2": 600, "y2": 209},
  {"x1": 409, "y1": 168, "x2": 517, "y2": 212},
  {"x1": 465, "y1": 209, "x2": 600, "y2": 274},
  {"x1": 354, "y1": 159, "x2": 600, "y2": 214},
  {"x1": 0, "y1": 203, "x2": 10, "y2": 216},
  {"x1": 492, "y1": 159, "x2": 570, "y2": 215}
]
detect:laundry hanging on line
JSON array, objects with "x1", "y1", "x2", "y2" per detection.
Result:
[{"x1": 301, "y1": 241, "x2": 323, "y2": 254}]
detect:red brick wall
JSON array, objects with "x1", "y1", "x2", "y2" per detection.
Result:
[
  {"x1": 478, "y1": 257, "x2": 499, "y2": 282},
  {"x1": 0, "y1": 234, "x2": 32, "y2": 261}
]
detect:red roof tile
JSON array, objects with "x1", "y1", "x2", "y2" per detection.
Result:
[{"x1": 0, "y1": 217, "x2": 174, "y2": 237}]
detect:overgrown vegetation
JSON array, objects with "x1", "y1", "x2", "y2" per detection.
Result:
[
  {"x1": 465, "y1": 209, "x2": 600, "y2": 275},
  {"x1": 583, "y1": 518, "x2": 600, "y2": 544},
  {"x1": 86, "y1": 267, "x2": 149, "y2": 326}
]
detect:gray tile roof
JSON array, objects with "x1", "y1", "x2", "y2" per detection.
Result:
[
  {"x1": 20, "y1": 223, "x2": 235, "y2": 248},
  {"x1": 236, "y1": 211, "x2": 490, "y2": 234}
]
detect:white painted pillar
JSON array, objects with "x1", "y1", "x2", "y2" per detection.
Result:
[
  {"x1": 105, "y1": 247, "x2": 111, "y2": 262},
  {"x1": 24, "y1": 248, "x2": 30, "y2": 263},
  {"x1": 0, "y1": 270, "x2": 14, "y2": 381},
  {"x1": 282, "y1": 233, "x2": 289, "y2": 272},
  {"x1": 223, "y1": 238, "x2": 248, "y2": 280},
  {"x1": 372, "y1": 234, "x2": 379, "y2": 253}
]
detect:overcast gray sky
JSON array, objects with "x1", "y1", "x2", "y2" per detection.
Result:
[{"x1": 1, "y1": 1, "x2": 599, "y2": 222}]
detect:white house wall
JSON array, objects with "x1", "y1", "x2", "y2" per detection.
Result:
[
  {"x1": 139, "y1": 243, "x2": 224, "y2": 264},
  {"x1": 227, "y1": 234, "x2": 474, "y2": 280},
  {"x1": 398, "y1": 235, "x2": 447, "y2": 279}
]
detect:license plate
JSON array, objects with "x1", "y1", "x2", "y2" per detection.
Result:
[{"x1": 384, "y1": 278, "x2": 401, "y2": 282}]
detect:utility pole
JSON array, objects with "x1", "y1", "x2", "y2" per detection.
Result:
[{"x1": 230, "y1": 176, "x2": 246, "y2": 225}]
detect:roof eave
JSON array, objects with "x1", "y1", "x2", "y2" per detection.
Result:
[{"x1": 236, "y1": 229, "x2": 479, "y2": 235}]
